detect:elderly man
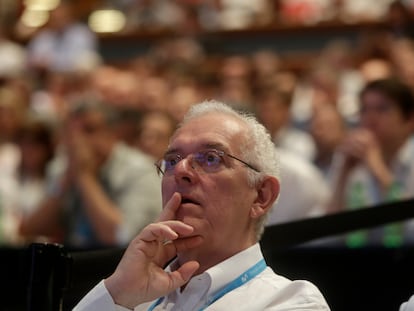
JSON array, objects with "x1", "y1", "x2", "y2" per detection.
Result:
[{"x1": 74, "y1": 100, "x2": 330, "y2": 310}]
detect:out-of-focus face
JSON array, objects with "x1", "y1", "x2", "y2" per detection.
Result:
[
  {"x1": 255, "y1": 96, "x2": 289, "y2": 135},
  {"x1": 161, "y1": 113, "x2": 260, "y2": 264},
  {"x1": 168, "y1": 86, "x2": 200, "y2": 123},
  {"x1": 69, "y1": 110, "x2": 113, "y2": 160},
  {"x1": 137, "y1": 112, "x2": 175, "y2": 160},
  {"x1": 310, "y1": 107, "x2": 345, "y2": 152},
  {"x1": 48, "y1": 3, "x2": 72, "y2": 31},
  {"x1": 360, "y1": 90, "x2": 413, "y2": 147},
  {"x1": 0, "y1": 105, "x2": 21, "y2": 141},
  {"x1": 19, "y1": 139, "x2": 51, "y2": 174}
]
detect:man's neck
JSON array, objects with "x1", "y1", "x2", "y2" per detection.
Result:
[{"x1": 178, "y1": 242, "x2": 256, "y2": 276}]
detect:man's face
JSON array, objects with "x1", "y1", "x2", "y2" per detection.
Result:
[
  {"x1": 161, "y1": 113, "x2": 259, "y2": 262},
  {"x1": 360, "y1": 91, "x2": 413, "y2": 147}
]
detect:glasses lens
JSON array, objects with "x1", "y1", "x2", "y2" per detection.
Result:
[
  {"x1": 195, "y1": 150, "x2": 223, "y2": 172},
  {"x1": 159, "y1": 154, "x2": 181, "y2": 175},
  {"x1": 157, "y1": 150, "x2": 232, "y2": 175}
]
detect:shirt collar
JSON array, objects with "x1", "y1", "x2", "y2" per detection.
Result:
[
  {"x1": 205, "y1": 243, "x2": 264, "y2": 298},
  {"x1": 169, "y1": 243, "x2": 264, "y2": 296}
]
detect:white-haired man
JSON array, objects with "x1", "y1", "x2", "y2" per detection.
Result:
[{"x1": 74, "y1": 100, "x2": 330, "y2": 310}]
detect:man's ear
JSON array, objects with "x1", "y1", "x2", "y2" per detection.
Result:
[{"x1": 250, "y1": 176, "x2": 280, "y2": 219}]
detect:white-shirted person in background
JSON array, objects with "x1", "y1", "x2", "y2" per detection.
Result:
[
  {"x1": 74, "y1": 100, "x2": 330, "y2": 310},
  {"x1": 401, "y1": 295, "x2": 414, "y2": 311}
]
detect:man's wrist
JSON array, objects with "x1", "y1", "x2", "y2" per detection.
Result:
[{"x1": 104, "y1": 276, "x2": 136, "y2": 310}]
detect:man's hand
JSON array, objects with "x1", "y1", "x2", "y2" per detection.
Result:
[{"x1": 104, "y1": 193, "x2": 202, "y2": 309}]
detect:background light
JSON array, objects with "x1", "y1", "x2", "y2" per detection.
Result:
[
  {"x1": 24, "y1": 0, "x2": 60, "y2": 11},
  {"x1": 88, "y1": 9, "x2": 126, "y2": 33},
  {"x1": 20, "y1": 9, "x2": 49, "y2": 28}
]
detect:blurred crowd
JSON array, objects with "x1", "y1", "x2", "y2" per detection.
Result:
[
  {"x1": 115, "y1": 0, "x2": 414, "y2": 33},
  {"x1": 1, "y1": 0, "x2": 414, "y2": 249}
]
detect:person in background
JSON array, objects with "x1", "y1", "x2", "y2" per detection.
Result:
[
  {"x1": 135, "y1": 110, "x2": 177, "y2": 161},
  {"x1": 217, "y1": 55, "x2": 254, "y2": 112},
  {"x1": 0, "y1": 86, "x2": 27, "y2": 244},
  {"x1": 26, "y1": 0, "x2": 98, "y2": 75},
  {"x1": 19, "y1": 97, "x2": 162, "y2": 249},
  {"x1": 74, "y1": 100, "x2": 330, "y2": 310},
  {"x1": 254, "y1": 85, "x2": 316, "y2": 161},
  {"x1": 0, "y1": 87, "x2": 24, "y2": 173},
  {"x1": 15, "y1": 118, "x2": 56, "y2": 243},
  {"x1": 329, "y1": 78, "x2": 414, "y2": 247},
  {"x1": 266, "y1": 147, "x2": 330, "y2": 226},
  {"x1": 309, "y1": 104, "x2": 348, "y2": 183},
  {"x1": 253, "y1": 85, "x2": 329, "y2": 225},
  {"x1": 167, "y1": 84, "x2": 202, "y2": 123}
]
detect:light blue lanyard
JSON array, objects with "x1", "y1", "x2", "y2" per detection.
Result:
[{"x1": 147, "y1": 258, "x2": 267, "y2": 311}]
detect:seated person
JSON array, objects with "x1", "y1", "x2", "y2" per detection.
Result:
[
  {"x1": 20, "y1": 97, "x2": 162, "y2": 248},
  {"x1": 329, "y1": 78, "x2": 414, "y2": 247},
  {"x1": 74, "y1": 100, "x2": 330, "y2": 310}
]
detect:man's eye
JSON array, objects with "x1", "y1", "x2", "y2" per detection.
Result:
[
  {"x1": 165, "y1": 156, "x2": 179, "y2": 169},
  {"x1": 204, "y1": 151, "x2": 221, "y2": 165},
  {"x1": 168, "y1": 159, "x2": 178, "y2": 166}
]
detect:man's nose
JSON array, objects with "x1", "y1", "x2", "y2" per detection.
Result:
[{"x1": 174, "y1": 156, "x2": 198, "y2": 183}]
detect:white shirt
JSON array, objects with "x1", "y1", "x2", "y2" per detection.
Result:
[
  {"x1": 27, "y1": 22, "x2": 97, "y2": 72},
  {"x1": 74, "y1": 244, "x2": 330, "y2": 311},
  {"x1": 344, "y1": 137, "x2": 414, "y2": 245},
  {"x1": 267, "y1": 149, "x2": 329, "y2": 225},
  {"x1": 401, "y1": 295, "x2": 414, "y2": 311},
  {"x1": 274, "y1": 127, "x2": 316, "y2": 162}
]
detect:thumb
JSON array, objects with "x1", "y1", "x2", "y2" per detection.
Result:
[{"x1": 169, "y1": 261, "x2": 200, "y2": 289}]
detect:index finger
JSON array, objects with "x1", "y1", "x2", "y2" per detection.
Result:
[{"x1": 157, "y1": 192, "x2": 181, "y2": 222}]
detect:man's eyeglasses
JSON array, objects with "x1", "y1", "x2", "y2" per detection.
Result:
[{"x1": 155, "y1": 149, "x2": 260, "y2": 176}]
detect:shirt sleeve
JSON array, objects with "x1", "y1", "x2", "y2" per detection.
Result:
[
  {"x1": 73, "y1": 280, "x2": 131, "y2": 311},
  {"x1": 400, "y1": 294, "x2": 414, "y2": 311}
]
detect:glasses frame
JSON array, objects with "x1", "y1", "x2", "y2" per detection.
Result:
[{"x1": 155, "y1": 149, "x2": 260, "y2": 176}]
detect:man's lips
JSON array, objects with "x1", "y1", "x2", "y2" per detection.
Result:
[
  {"x1": 180, "y1": 196, "x2": 200, "y2": 206},
  {"x1": 176, "y1": 195, "x2": 201, "y2": 222}
]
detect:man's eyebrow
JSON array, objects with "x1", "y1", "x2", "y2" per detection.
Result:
[
  {"x1": 164, "y1": 143, "x2": 228, "y2": 156},
  {"x1": 203, "y1": 142, "x2": 227, "y2": 150}
]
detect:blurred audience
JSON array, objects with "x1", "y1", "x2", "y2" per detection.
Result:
[
  {"x1": 0, "y1": 0, "x2": 413, "y2": 249},
  {"x1": 329, "y1": 78, "x2": 414, "y2": 247},
  {"x1": 19, "y1": 97, "x2": 162, "y2": 249},
  {"x1": 310, "y1": 104, "x2": 348, "y2": 183},
  {"x1": 267, "y1": 148, "x2": 330, "y2": 225},
  {"x1": 167, "y1": 83, "x2": 202, "y2": 123},
  {"x1": 254, "y1": 85, "x2": 316, "y2": 161},
  {"x1": 291, "y1": 40, "x2": 365, "y2": 128},
  {"x1": 13, "y1": 118, "x2": 56, "y2": 244},
  {"x1": 358, "y1": 57, "x2": 395, "y2": 82},
  {"x1": 135, "y1": 110, "x2": 177, "y2": 160},
  {"x1": 0, "y1": 86, "x2": 28, "y2": 244},
  {"x1": 26, "y1": 0, "x2": 99, "y2": 75},
  {"x1": 0, "y1": 26, "x2": 26, "y2": 82},
  {"x1": 217, "y1": 55, "x2": 254, "y2": 112}
]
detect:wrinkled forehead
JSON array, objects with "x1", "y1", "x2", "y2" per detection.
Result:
[{"x1": 169, "y1": 113, "x2": 248, "y2": 153}]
